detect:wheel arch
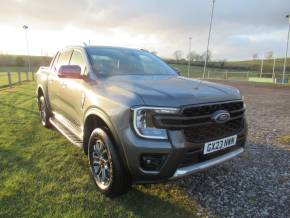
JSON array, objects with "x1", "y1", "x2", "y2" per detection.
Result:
[
  {"x1": 36, "y1": 84, "x2": 45, "y2": 97},
  {"x1": 36, "y1": 84, "x2": 52, "y2": 112},
  {"x1": 83, "y1": 107, "x2": 130, "y2": 172}
]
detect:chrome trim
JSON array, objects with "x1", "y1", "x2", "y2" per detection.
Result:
[
  {"x1": 170, "y1": 148, "x2": 244, "y2": 180},
  {"x1": 132, "y1": 106, "x2": 180, "y2": 140},
  {"x1": 211, "y1": 110, "x2": 231, "y2": 124}
]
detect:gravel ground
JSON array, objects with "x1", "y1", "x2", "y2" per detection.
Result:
[{"x1": 173, "y1": 81, "x2": 290, "y2": 218}]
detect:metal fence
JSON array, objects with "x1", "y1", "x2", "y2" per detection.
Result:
[
  {"x1": 187, "y1": 70, "x2": 290, "y2": 85},
  {"x1": 0, "y1": 72, "x2": 35, "y2": 89}
]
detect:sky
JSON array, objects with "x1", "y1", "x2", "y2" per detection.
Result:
[{"x1": 0, "y1": 0, "x2": 289, "y2": 60}]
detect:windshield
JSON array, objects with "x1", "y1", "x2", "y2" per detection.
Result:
[{"x1": 86, "y1": 47, "x2": 177, "y2": 76}]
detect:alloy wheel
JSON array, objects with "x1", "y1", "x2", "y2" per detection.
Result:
[
  {"x1": 39, "y1": 97, "x2": 46, "y2": 126},
  {"x1": 91, "y1": 139, "x2": 113, "y2": 190}
]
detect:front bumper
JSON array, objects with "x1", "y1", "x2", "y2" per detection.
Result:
[
  {"x1": 170, "y1": 147, "x2": 244, "y2": 180},
  {"x1": 120, "y1": 121, "x2": 247, "y2": 184}
]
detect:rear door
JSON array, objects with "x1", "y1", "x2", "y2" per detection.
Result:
[{"x1": 47, "y1": 52, "x2": 60, "y2": 111}]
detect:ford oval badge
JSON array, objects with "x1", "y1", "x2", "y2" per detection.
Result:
[{"x1": 212, "y1": 110, "x2": 230, "y2": 123}]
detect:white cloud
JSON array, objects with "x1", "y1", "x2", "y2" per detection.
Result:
[
  {"x1": 235, "y1": 30, "x2": 286, "y2": 42},
  {"x1": 0, "y1": 0, "x2": 289, "y2": 60}
]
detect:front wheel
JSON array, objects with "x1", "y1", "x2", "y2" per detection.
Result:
[{"x1": 88, "y1": 128, "x2": 131, "y2": 197}]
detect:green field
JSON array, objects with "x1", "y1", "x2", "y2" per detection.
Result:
[
  {"x1": 0, "y1": 82, "x2": 205, "y2": 218},
  {"x1": 226, "y1": 58, "x2": 290, "y2": 73},
  {"x1": 172, "y1": 64, "x2": 264, "y2": 80}
]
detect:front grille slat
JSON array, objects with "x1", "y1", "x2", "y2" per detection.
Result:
[
  {"x1": 183, "y1": 118, "x2": 243, "y2": 143},
  {"x1": 182, "y1": 101, "x2": 244, "y2": 143},
  {"x1": 182, "y1": 101, "x2": 243, "y2": 117},
  {"x1": 154, "y1": 101, "x2": 244, "y2": 129}
]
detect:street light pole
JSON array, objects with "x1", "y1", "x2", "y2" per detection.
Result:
[
  {"x1": 203, "y1": 0, "x2": 216, "y2": 78},
  {"x1": 22, "y1": 25, "x2": 30, "y2": 73},
  {"x1": 272, "y1": 57, "x2": 276, "y2": 80},
  {"x1": 260, "y1": 54, "x2": 264, "y2": 78},
  {"x1": 282, "y1": 15, "x2": 290, "y2": 84},
  {"x1": 187, "y1": 37, "x2": 192, "y2": 78}
]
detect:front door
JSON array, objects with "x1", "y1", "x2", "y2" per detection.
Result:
[{"x1": 60, "y1": 49, "x2": 87, "y2": 128}]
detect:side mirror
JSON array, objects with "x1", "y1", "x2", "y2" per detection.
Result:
[{"x1": 58, "y1": 65, "x2": 82, "y2": 79}]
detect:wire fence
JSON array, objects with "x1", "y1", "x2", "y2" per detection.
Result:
[
  {"x1": 185, "y1": 70, "x2": 290, "y2": 85},
  {"x1": 0, "y1": 72, "x2": 35, "y2": 89}
]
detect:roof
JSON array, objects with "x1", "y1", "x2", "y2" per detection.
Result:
[{"x1": 65, "y1": 44, "x2": 144, "y2": 52}]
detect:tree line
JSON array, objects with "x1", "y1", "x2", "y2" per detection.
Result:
[
  {"x1": 172, "y1": 50, "x2": 213, "y2": 63},
  {"x1": 167, "y1": 50, "x2": 229, "y2": 69}
]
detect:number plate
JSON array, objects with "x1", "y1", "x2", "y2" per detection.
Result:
[{"x1": 203, "y1": 135, "x2": 237, "y2": 154}]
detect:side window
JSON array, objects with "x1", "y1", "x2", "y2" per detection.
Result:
[
  {"x1": 70, "y1": 50, "x2": 86, "y2": 74},
  {"x1": 55, "y1": 50, "x2": 72, "y2": 72}
]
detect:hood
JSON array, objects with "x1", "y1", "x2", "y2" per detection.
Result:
[{"x1": 102, "y1": 75, "x2": 241, "y2": 107}]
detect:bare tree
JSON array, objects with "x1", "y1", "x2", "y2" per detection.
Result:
[
  {"x1": 187, "y1": 51, "x2": 203, "y2": 62},
  {"x1": 252, "y1": 53, "x2": 258, "y2": 60},
  {"x1": 201, "y1": 50, "x2": 212, "y2": 62},
  {"x1": 173, "y1": 50, "x2": 184, "y2": 63}
]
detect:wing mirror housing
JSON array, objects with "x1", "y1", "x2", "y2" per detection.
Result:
[{"x1": 58, "y1": 65, "x2": 82, "y2": 79}]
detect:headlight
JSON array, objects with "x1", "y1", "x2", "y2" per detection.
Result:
[{"x1": 132, "y1": 107, "x2": 180, "y2": 139}]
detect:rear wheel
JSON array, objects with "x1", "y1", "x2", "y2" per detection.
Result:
[
  {"x1": 38, "y1": 95, "x2": 50, "y2": 128},
  {"x1": 88, "y1": 128, "x2": 131, "y2": 197}
]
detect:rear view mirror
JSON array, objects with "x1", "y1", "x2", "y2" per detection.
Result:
[{"x1": 58, "y1": 65, "x2": 82, "y2": 79}]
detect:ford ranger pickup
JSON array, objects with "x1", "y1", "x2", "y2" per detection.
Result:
[{"x1": 36, "y1": 45, "x2": 247, "y2": 196}]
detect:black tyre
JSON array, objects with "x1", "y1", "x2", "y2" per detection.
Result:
[
  {"x1": 38, "y1": 95, "x2": 50, "y2": 128},
  {"x1": 88, "y1": 128, "x2": 131, "y2": 197}
]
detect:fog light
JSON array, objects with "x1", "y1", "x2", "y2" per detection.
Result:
[{"x1": 140, "y1": 154, "x2": 167, "y2": 171}]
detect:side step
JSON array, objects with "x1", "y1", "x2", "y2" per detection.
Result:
[{"x1": 49, "y1": 117, "x2": 83, "y2": 148}]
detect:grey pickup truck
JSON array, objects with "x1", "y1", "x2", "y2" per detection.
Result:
[{"x1": 36, "y1": 45, "x2": 247, "y2": 197}]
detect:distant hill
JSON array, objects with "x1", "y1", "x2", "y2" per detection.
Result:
[
  {"x1": 166, "y1": 57, "x2": 290, "y2": 73},
  {"x1": 225, "y1": 58, "x2": 290, "y2": 73}
]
